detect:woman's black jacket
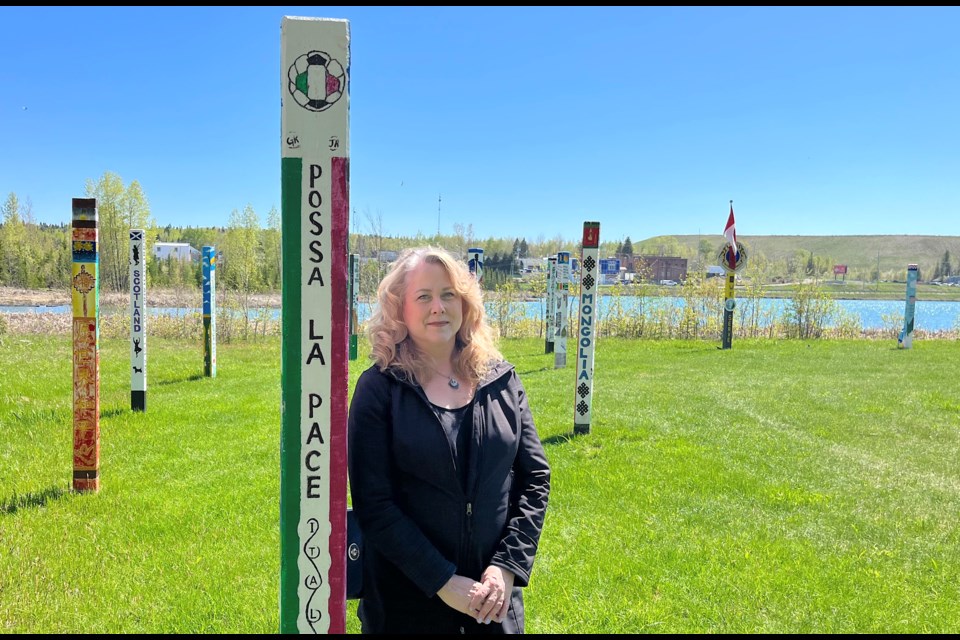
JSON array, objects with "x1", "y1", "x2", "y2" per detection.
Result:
[{"x1": 347, "y1": 359, "x2": 551, "y2": 634}]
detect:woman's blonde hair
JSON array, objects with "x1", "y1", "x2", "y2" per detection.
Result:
[{"x1": 366, "y1": 246, "x2": 502, "y2": 385}]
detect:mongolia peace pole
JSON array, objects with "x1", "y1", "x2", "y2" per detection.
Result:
[
  {"x1": 280, "y1": 16, "x2": 350, "y2": 634},
  {"x1": 574, "y1": 222, "x2": 600, "y2": 435}
]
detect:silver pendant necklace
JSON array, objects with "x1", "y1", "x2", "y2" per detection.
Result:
[
  {"x1": 433, "y1": 368, "x2": 460, "y2": 389},
  {"x1": 442, "y1": 374, "x2": 460, "y2": 389}
]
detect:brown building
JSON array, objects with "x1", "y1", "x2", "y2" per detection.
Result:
[{"x1": 624, "y1": 255, "x2": 688, "y2": 283}]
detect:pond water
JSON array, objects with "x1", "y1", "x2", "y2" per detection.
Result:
[{"x1": 4, "y1": 296, "x2": 959, "y2": 331}]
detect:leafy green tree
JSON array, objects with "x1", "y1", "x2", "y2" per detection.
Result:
[
  {"x1": 698, "y1": 238, "x2": 714, "y2": 264},
  {"x1": 85, "y1": 172, "x2": 154, "y2": 292},
  {"x1": 262, "y1": 206, "x2": 282, "y2": 289},
  {"x1": 223, "y1": 204, "x2": 263, "y2": 339}
]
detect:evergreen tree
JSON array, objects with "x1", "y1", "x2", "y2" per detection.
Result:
[{"x1": 622, "y1": 236, "x2": 633, "y2": 256}]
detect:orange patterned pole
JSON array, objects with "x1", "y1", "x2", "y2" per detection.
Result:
[{"x1": 71, "y1": 198, "x2": 100, "y2": 493}]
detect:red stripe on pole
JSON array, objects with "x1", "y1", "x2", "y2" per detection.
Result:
[
  {"x1": 582, "y1": 222, "x2": 600, "y2": 248},
  {"x1": 327, "y1": 155, "x2": 350, "y2": 632}
]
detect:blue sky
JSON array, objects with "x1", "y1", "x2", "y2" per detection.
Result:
[{"x1": 2, "y1": 6, "x2": 959, "y2": 244}]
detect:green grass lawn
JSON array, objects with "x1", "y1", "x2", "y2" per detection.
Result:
[{"x1": 1, "y1": 335, "x2": 959, "y2": 632}]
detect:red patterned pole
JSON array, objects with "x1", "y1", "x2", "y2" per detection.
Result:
[{"x1": 71, "y1": 198, "x2": 100, "y2": 493}]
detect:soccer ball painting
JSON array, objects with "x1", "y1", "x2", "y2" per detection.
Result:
[{"x1": 288, "y1": 51, "x2": 346, "y2": 112}]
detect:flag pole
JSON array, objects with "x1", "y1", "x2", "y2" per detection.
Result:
[{"x1": 721, "y1": 200, "x2": 736, "y2": 350}]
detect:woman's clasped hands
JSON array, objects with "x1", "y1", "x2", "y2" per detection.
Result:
[{"x1": 438, "y1": 565, "x2": 515, "y2": 625}]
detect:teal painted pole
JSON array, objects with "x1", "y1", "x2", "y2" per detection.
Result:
[
  {"x1": 898, "y1": 263, "x2": 919, "y2": 349},
  {"x1": 202, "y1": 245, "x2": 217, "y2": 377}
]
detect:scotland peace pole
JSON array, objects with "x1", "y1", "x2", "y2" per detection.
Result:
[
  {"x1": 280, "y1": 16, "x2": 351, "y2": 634},
  {"x1": 130, "y1": 229, "x2": 147, "y2": 411}
]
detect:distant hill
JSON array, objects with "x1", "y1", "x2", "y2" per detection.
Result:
[{"x1": 639, "y1": 235, "x2": 960, "y2": 279}]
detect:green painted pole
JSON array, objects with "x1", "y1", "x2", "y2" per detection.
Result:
[
  {"x1": 349, "y1": 253, "x2": 359, "y2": 361},
  {"x1": 280, "y1": 16, "x2": 351, "y2": 634}
]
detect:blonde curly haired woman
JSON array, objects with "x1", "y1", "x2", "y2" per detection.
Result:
[{"x1": 348, "y1": 246, "x2": 550, "y2": 634}]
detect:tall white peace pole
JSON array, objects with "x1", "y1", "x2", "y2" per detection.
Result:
[
  {"x1": 554, "y1": 251, "x2": 570, "y2": 368},
  {"x1": 574, "y1": 222, "x2": 600, "y2": 435},
  {"x1": 468, "y1": 247, "x2": 484, "y2": 285},
  {"x1": 280, "y1": 16, "x2": 350, "y2": 634},
  {"x1": 545, "y1": 256, "x2": 556, "y2": 354},
  {"x1": 129, "y1": 230, "x2": 146, "y2": 411}
]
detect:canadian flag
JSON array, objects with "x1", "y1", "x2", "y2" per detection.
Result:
[{"x1": 723, "y1": 203, "x2": 738, "y2": 262}]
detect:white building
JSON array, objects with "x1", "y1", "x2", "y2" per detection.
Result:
[
  {"x1": 706, "y1": 265, "x2": 726, "y2": 278},
  {"x1": 153, "y1": 242, "x2": 201, "y2": 263}
]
